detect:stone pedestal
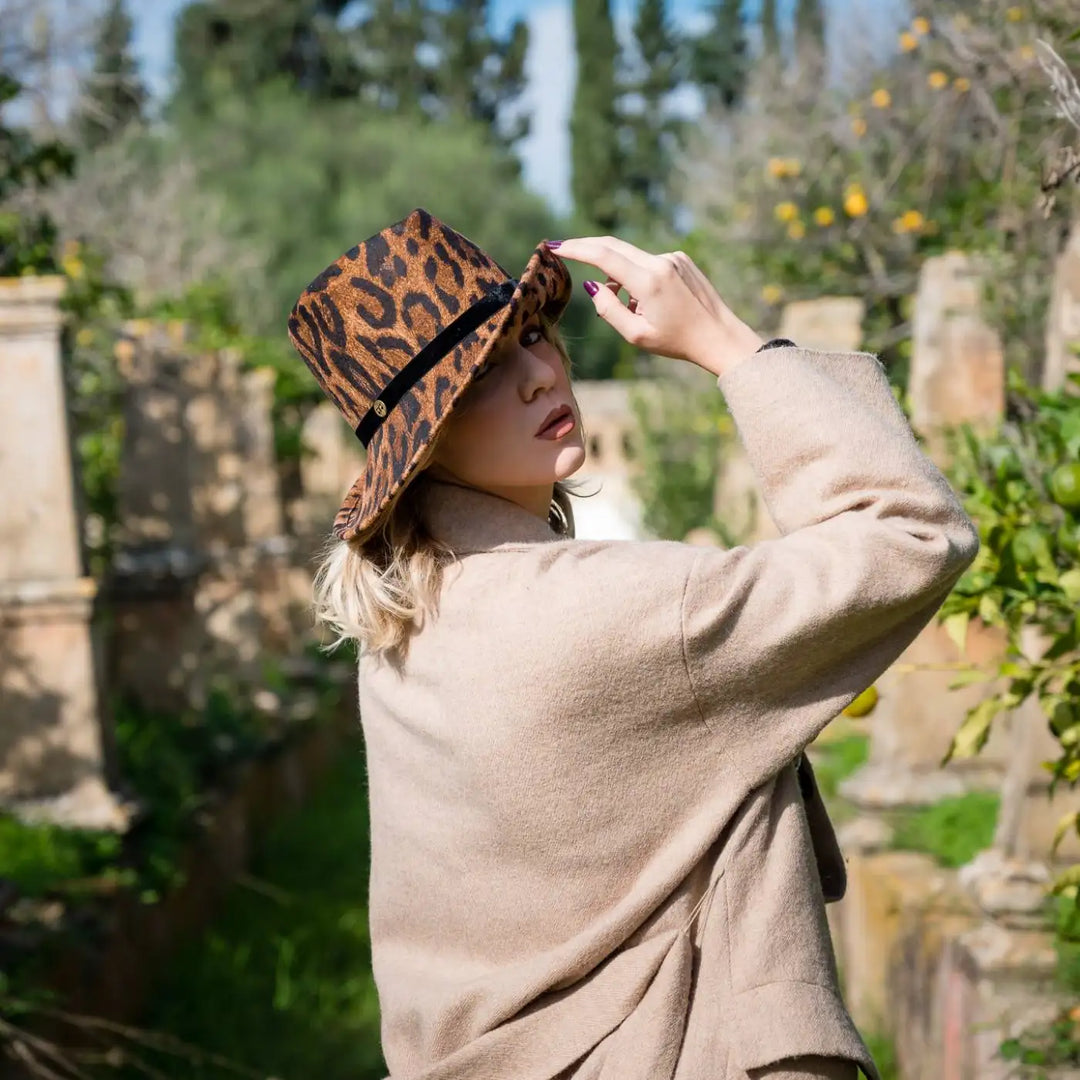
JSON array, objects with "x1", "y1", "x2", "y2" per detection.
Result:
[
  {"x1": 778, "y1": 296, "x2": 866, "y2": 352},
  {"x1": 0, "y1": 276, "x2": 128, "y2": 829},
  {"x1": 1043, "y1": 220, "x2": 1080, "y2": 393},
  {"x1": 290, "y1": 401, "x2": 365, "y2": 546},
  {"x1": 839, "y1": 615, "x2": 1012, "y2": 811},
  {"x1": 907, "y1": 251, "x2": 1005, "y2": 467}
]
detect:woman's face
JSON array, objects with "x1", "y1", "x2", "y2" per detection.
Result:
[{"x1": 425, "y1": 313, "x2": 586, "y2": 502}]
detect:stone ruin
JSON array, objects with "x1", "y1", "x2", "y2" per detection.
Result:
[{"x1": 0, "y1": 289, "x2": 366, "y2": 832}]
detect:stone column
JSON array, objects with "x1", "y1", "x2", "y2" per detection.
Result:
[
  {"x1": 713, "y1": 298, "x2": 867, "y2": 546},
  {"x1": 109, "y1": 322, "x2": 208, "y2": 715},
  {"x1": 959, "y1": 626, "x2": 1080, "y2": 926},
  {"x1": 1043, "y1": 219, "x2": 1080, "y2": 394},
  {"x1": 0, "y1": 276, "x2": 128, "y2": 829},
  {"x1": 840, "y1": 252, "x2": 1010, "y2": 815},
  {"x1": 907, "y1": 250, "x2": 1005, "y2": 466},
  {"x1": 777, "y1": 296, "x2": 866, "y2": 352},
  {"x1": 238, "y1": 366, "x2": 309, "y2": 655}
]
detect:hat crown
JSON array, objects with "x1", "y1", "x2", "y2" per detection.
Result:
[
  {"x1": 285, "y1": 207, "x2": 572, "y2": 543},
  {"x1": 287, "y1": 207, "x2": 515, "y2": 430}
]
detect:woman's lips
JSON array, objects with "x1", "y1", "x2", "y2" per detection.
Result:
[{"x1": 536, "y1": 410, "x2": 576, "y2": 439}]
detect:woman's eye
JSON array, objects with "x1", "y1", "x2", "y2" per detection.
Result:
[{"x1": 524, "y1": 325, "x2": 544, "y2": 346}]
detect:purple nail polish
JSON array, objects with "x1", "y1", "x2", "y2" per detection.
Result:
[
  {"x1": 545, "y1": 240, "x2": 562, "y2": 248},
  {"x1": 583, "y1": 280, "x2": 599, "y2": 297}
]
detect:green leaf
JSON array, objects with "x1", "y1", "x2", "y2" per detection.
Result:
[
  {"x1": 1051, "y1": 810, "x2": 1079, "y2": 855},
  {"x1": 943, "y1": 697, "x2": 1003, "y2": 763},
  {"x1": 947, "y1": 667, "x2": 994, "y2": 690},
  {"x1": 1051, "y1": 864, "x2": 1080, "y2": 895},
  {"x1": 1059, "y1": 569, "x2": 1080, "y2": 604},
  {"x1": 943, "y1": 611, "x2": 970, "y2": 655}
]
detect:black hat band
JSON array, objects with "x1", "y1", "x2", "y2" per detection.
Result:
[{"x1": 354, "y1": 279, "x2": 518, "y2": 449}]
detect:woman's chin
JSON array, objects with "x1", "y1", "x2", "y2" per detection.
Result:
[{"x1": 554, "y1": 444, "x2": 587, "y2": 478}]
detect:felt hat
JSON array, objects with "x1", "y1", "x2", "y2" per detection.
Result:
[{"x1": 287, "y1": 207, "x2": 573, "y2": 544}]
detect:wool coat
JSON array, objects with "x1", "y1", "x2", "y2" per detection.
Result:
[{"x1": 356, "y1": 344, "x2": 981, "y2": 1080}]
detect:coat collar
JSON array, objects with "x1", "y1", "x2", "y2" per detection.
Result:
[{"x1": 415, "y1": 475, "x2": 565, "y2": 554}]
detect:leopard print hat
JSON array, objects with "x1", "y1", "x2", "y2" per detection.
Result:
[{"x1": 287, "y1": 207, "x2": 573, "y2": 544}]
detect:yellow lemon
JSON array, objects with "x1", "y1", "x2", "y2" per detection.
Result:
[
  {"x1": 899, "y1": 31, "x2": 918, "y2": 52},
  {"x1": 954, "y1": 76, "x2": 970, "y2": 92},
  {"x1": 928, "y1": 70, "x2": 948, "y2": 89},
  {"x1": 871, "y1": 88, "x2": 892, "y2": 109},
  {"x1": 767, "y1": 157, "x2": 788, "y2": 179},
  {"x1": 912, "y1": 16, "x2": 930, "y2": 35},
  {"x1": 787, "y1": 220, "x2": 806, "y2": 240},
  {"x1": 774, "y1": 201, "x2": 800, "y2": 223},
  {"x1": 894, "y1": 209, "x2": 924, "y2": 234},
  {"x1": 844, "y1": 186, "x2": 869, "y2": 218},
  {"x1": 813, "y1": 206, "x2": 835, "y2": 226},
  {"x1": 843, "y1": 684, "x2": 879, "y2": 718}
]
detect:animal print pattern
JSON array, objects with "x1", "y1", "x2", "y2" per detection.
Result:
[{"x1": 287, "y1": 207, "x2": 573, "y2": 543}]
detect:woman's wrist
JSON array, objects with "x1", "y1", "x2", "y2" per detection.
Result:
[{"x1": 699, "y1": 323, "x2": 767, "y2": 380}]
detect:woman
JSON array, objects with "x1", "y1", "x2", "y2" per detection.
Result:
[{"x1": 287, "y1": 208, "x2": 980, "y2": 1080}]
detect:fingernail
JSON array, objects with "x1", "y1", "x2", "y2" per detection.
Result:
[
  {"x1": 583, "y1": 280, "x2": 599, "y2": 297},
  {"x1": 545, "y1": 240, "x2": 562, "y2": 248}
]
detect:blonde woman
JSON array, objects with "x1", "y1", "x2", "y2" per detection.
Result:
[{"x1": 287, "y1": 208, "x2": 980, "y2": 1080}]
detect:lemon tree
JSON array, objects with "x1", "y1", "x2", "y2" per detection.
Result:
[{"x1": 936, "y1": 365, "x2": 1080, "y2": 899}]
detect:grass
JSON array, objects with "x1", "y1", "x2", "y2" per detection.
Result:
[
  {"x1": 887, "y1": 790, "x2": 1000, "y2": 869},
  {"x1": 102, "y1": 731, "x2": 386, "y2": 1080},
  {"x1": 863, "y1": 1030, "x2": 899, "y2": 1080}
]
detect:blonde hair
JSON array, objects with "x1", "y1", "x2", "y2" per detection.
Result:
[{"x1": 311, "y1": 310, "x2": 592, "y2": 662}]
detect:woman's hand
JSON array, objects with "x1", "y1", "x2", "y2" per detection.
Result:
[{"x1": 544, "y1": 235, "x2": 765, "y2": 378}]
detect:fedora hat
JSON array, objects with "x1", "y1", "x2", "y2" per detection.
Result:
[{"x1": 287, "y1": 207, "x2": 573, "y2": 544}]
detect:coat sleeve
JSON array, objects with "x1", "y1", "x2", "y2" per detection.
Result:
[{"x1": 679, "y1": 345, "x2": 980, "y2": 791}]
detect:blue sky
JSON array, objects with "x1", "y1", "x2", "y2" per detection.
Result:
[{"x1": 128, "y1": 0, "x2": 908, "y2": 217}]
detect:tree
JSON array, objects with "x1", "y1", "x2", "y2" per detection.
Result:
[
  {"x1": 761, "y1": 0, "x2": 781, "y2": 60},
  {"x1": 430, "y1": 0, "x2": 532, "y2": 149},
  {"x1": 622, "y1": 0, "x2": 687, "y2": 234},
  {"x1": 685, "y1": 0, "x2": 748, "y2": 113},
  {"x1": 794, "y1": 0, "x2": 826, "y2": 82},
  {"x1": 171, "y1": 0, "x2": 365, "y2": 115},
  {"x1": 569, "y1": 0, "x2": 624, "y2": 231},
  {"x1": 0, "y1": 72, "x2": 75, "y2": 276},
  {"x1": 73, "y1": 0, "x2": 145, "y2": 149}
]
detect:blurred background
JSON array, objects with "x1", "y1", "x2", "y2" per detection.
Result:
[{"x1": 2, "y1": 0, "x2": 1080, "y2": 1077}]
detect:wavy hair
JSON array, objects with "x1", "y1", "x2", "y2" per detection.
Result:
[{"x1": 311, "y1": 309, "x2": 592, "y2": 661}]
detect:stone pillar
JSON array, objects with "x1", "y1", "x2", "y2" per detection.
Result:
[
  {"x1": 907, "y1": 250, "x2": 1005, "y2": 466},
  {"x1": 291, "y1": 401, "x2": 366, "y2": 545},
  {"x1": 110, "y1": 322, "x2": 209, "y2": 715},
  {"x1": 959, "y1": 626, "x2": 1080, "y2": 926},
  {"x1": 777, "y1": 296, "x2": 866, "y2": 352},
  {"x1": 0, "y1": 276, "x2": 128, "y2": 829},
  {"x1": 1043, "y1": 219, "x2": 1080, "y2": 393},
  {"x1": 714, "y1": 298, "x2": 867, "y2": 546},
  {"x1": 238, "y1": 367, "x2": 310, "y2": 655},
  {"x1": 840, "y1": 252, "x2": 1010, "y2": 815}
]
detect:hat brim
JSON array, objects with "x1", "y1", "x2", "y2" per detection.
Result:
[{"x1": 331, "y1": 240, "x2": 572, "y2": 544}]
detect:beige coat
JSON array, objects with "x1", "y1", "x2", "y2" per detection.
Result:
[{"x1": 357, "y1": 345, "x2": 981, "y2": 1080}]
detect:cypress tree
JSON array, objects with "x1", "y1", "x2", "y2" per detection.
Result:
[
  {"x1": 624, "y1": 0, "x2": 685, "y2": 233},
  {"x1": 761, "y1": 0, "x2": 781, "y2": 60},
  {"x1": 75, "y1": 0, "x2": 146, "y2": 149},
  {"x1": 686, "y1": 0, "x2": 748, "y2": 113},
  {"x1": 569, "y1": 0, "x2": 624, "y2": 232},
  {"x1": 794, "y1": 0, "x2": 827, "y2": 81},
  {"x1": 432, "y1": 0, "x2": 531, "y2": 150}
]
